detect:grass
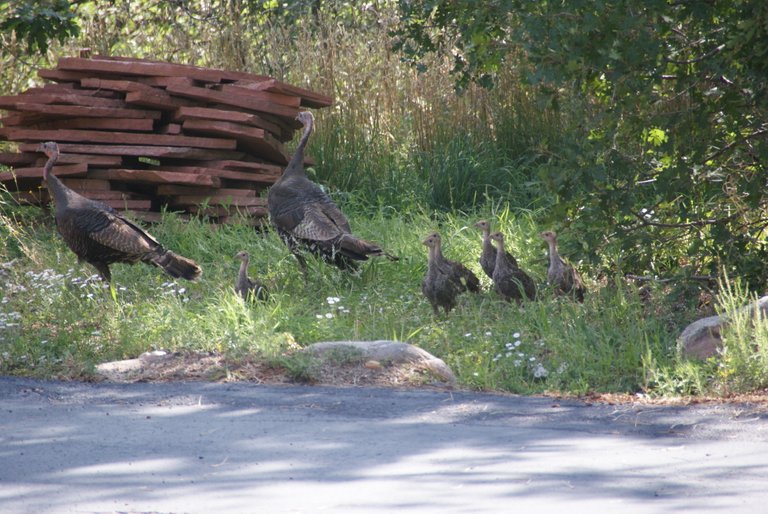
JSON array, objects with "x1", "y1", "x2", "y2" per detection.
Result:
[{"x1": 3, "y1": 197, "x2": 741, "y2": 397}]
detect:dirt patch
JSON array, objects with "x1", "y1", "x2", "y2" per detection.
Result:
[{"x1": 94, "y1": 350, "x2": 453, "y2": 390}]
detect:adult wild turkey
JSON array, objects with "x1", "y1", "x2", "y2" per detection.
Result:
[
  {"x1": 38, "y1": 142, "x2": 202, "y2": 283},
  {"x1": 421, "y1": 232, "x2": 461, "y2": 315},
  {"x1": 234, "y1": 251, "x2": 269, "y2": 301},
  {"x1": 474, "y1": 219, "x2": 518, "y2": 279},
  {"x1": 488, "y1": 231, "x2": 537, "y2": 303},
  {"x1": 267, "y1": 111, "x2": 397, "y2": 276},
  {"x1": 539, "y1": 230, "x2": 585, "y2": 302}
]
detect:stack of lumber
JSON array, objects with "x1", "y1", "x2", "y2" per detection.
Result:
[{"x1": 0, "y1": 55, "x2": 332, "y2": 223}]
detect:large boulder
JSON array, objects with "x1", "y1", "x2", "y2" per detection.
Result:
[
  {"x1": 304, "y1": 340, "x2": 456, "y2": 385},
  {"x1": 679, "y1": 296, "x2": 768, "y2": 359}
]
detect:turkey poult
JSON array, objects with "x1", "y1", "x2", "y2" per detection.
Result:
[
  {"x1": 427, "y1": 232, "x2": 481, "y2": 294},
  {"x1": 474, "y1": 219, "x2": 518, "y2": 279},
  {"x1": 488, "y1": 231, "x2": 537, "y2": 303},
  {"x1": 539, "y1": 230, "x2": 585, "y2": 302},
  {"x1": 38, "y1": 141, "x2": 202, "y2": 283},
  {"x1": 421, "y1": 232, "x2": 461, "y2": 315},
  {"x1": 267, "y1": 110, "x2": 397, "y2": 276},
  {"x1": 234, "y1": 251, "x2": 269, "y2": 301}
]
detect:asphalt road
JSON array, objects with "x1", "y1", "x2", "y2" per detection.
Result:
[{"x1": 1, "y1": 377, "x2": 767, "y2": 514}]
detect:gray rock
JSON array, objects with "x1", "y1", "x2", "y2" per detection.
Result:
[
  {"x1": 305, "y1": 340, "x2": 457, "y2": 385},
  {"x1": 679, "y1": 295, "x2": 768, "y2": 359}
]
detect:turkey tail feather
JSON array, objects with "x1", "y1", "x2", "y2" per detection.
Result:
[
  {"x1": 152, "y1": 250, "x2": 202, "y2": 281},
  {"x1": 339, "y1": 235, "x2": 398, "y2": 261}
]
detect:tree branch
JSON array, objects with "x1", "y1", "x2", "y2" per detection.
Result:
[
  {"x1": 665, "y1": 44, "x2": 725, "y2": 65},
  {"x1": 705, "y1": 128, "x2": 768, "y2": 163}
]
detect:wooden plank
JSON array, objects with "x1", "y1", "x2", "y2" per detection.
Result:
[
  {"x1": 158, "y1": 123, "x2": 181, "y2": 135},
  {"x1": 60, "y1": 178, "x2": 112, "y2": 191},
  {"x1": 24, "y1": 83, "x2": 75, "y2": 93},
  {"x1": 156, "y1": 185, "x2": 255, "y2": 196},
  {"x1": 181, "y1": 119, "x2": 287, "y2": 163},
  {"x1": 171, "y1": 106, "x2": 283, "y2": 137},
  {"x1": 80, "y1": 77, "x2": 154, "y2": 93},
  {"x1": 217, "y1": 84, "x2": 301, "y2": 107},
  {"x1": 245, "y1": 110, "x2": 301, "y2": 139},
  {"x1": 86, "y1": 55, "x2": 273, "y2": 83},
  {"x1": 1, "y1": 128, "x2": 238, "y2": 150},
  {"x1": 156, "y1": 165, "x2": 279, "y2": 183},
  {"x1": 26, "y1": 83, "x2": 121, "y2": 98},
  {"x1": 0, "y1": 163, "x2": 87, "y2": 182},
  {"x1": 18, "y1": 143, "x2": 246, "y2": 160},
  {"x1": 64, "y1": 190, "x2": 134, "y2": 201},
  {"x1": 88, "y1": 168, "x2": 221, "y2": 187},
  {"x1": 21, "y1": 154, "x2": 121, "y2": 167},
  {"x1": 47, "y1": 153, "x2": 123, "y2": 166},
  {"x1": 232, "y1": 78, "x2": 333, "y2": 108},
  {"x1": 124, "y1": 89, "x2": 195, "y2": 110},
  {"x1": 12, "y1": 103, "x2": 162, "y2": 119},
  {"x1": 0, "y1": 152, "x2": 37, "y2": 166},
  {"x1": 28, "y1": 117, "x2": 154, "y2": 132},
  {"x1": 205, "y1": 159, "x2": 283, "y2": 175},
  {"x1": 103, "y1": 199, "x2": 152, "y2": 210},
  {"x1": 1, "y1": 112, "x2": 59, "y2": 126},
  {"x1": 134, "y1": 76, "x2": 198, "y2": 88},
  {"x1": 165, "y1": 82, "x2": 299, "y2": 119},
  {"x1": 0, "y1": 93, "x2": 126, "y2": 109},
  {"x1": 57, "y1": 57, "x2": 232, "y2": 83},
  {"x1": 46, "y1": 57, "x2": 329, "y2": 107},
  {"x1": 170, "y1": 195, "x2": 267, "y2": 207},
  {"x1": 38, "y1": 69, "x2": 94, "y2": 83}
]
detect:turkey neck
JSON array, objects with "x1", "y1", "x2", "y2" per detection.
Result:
[
  {"x1": 483, "y1": 228, "x2": 495, "y2": 256},
  {"x1": 283, "y1": 115, "x2": 314, "y2": 178},
  {"x1": 432, "y1": 238, "x2": 446, "y2": 264},
  {"x1": 426, "y1": 244, "x2": 439, "y2": 271},
  {"x1": 42, "y1": 151, "x2": 74, "y2": 211},
  {"x1": 546, "y1": 238, "x2": 560, "y2": 266},
  {"x1": 238, "y1": 257, "x2": 250, "y2": 285},
  {"x1": 494, "y1": 237, "x2": 506, "y2": 269}
]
